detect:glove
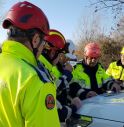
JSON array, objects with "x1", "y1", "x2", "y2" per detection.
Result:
[
  {"x1": 71, "y1": 97, "x2": 82, "y2": 109},
  {"x1": 111, "y1": 82, "x2": 121, "y2": 93},
  {"x1": 86, "y1": 91, "x2": 97, "y2": 98}
]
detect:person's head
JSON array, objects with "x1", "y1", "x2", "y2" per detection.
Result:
[
  {"x1": 65, "y1": 39, "x2": 76, "y2": 54},
  {"x1": 2, "y1": 1, "x2": 49, "y2": 58},
  {"x1": 84, "y1": 42, "x2": 101, "y2": 67},
  {"x1": 120, "y1": 47, "x2": 124, "y2": 65},
  {"x1": 43, "y1": 29, "x2": 66, "y2": 62}
]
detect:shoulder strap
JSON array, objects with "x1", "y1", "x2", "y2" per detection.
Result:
[{"x1": 22, "y1": 59, "x2": 50, "y2": 83}]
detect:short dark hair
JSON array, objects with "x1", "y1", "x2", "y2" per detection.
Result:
[{"x1": 7, "y1": 25, "x2": 44, "y2": 44}]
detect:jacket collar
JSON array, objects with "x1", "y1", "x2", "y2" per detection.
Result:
[{"x1": 2, "y1": 40, "x2": 37, "y2": 66}]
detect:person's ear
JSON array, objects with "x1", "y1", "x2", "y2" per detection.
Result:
[{"x1": 32, "y1": 33, "x2": 40, "y2": 48}]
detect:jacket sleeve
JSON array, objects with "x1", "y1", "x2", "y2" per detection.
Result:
[
  {"x1": 106, "y1": 62, "x2": 113, "y2": 77},
  {"x1": 56, "y1": 70, "x2": 72, "y2": 94},
  {"x1": 101, "y1": 65, "x2": 115, "y2": 90},
  {"x1": 69, "y1": 82, "x2": 89, "y2": 100},
  {"x1": 57, "y1": 100, "x2": 77, "y2": 122}
]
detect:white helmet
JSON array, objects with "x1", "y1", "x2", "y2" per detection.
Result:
[{"x1": 66, "y1": 39, "x2": 76, "y2": 54}]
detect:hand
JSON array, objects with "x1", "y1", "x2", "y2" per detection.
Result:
[
  {"x1": 71, "y1": 97, "x2": 82, "y2": 109},
  {"x1": 115, "y1": 80, "x2": 123, "y2": 85},
  {"x1": 111, "y1": 82, "x2": 121, "y2": 93},
  {"x1": 64, "y1": 62, "x2": 73, "y2": 72},
  {"x1": 52, "y1": 53, "x2": 67, "y2": 65},
  {"x1": 120, "y1": 82, "x2": 124, "y2": 88},
  {"x1": 52, "y1": 55, "x2": 60, "y2": 65},
  {"x1": 86, "y1": 91, "x2": 97, "y2": 98}
]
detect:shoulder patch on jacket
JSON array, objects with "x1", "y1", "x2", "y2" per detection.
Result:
[{"x1": 45, "y1": 94, "x2": 55, "y2": 109}]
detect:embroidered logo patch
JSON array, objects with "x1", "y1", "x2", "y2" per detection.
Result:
[{"x1": 45, "y1": 94, "x2": 55, "y2": 109}]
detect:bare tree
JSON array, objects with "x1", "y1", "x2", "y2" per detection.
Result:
[
  {"x1": 90, "y1": 0, "x2": 124, "y2": 19},
  {"x1": 74, "y1": 14, "x2": 106, "y2": 61},
  {"x1": 110, "y1": 16, "x2": 124, "y2": 43},
  {"x1": 116, "y1": 17, "x2": 124, "y2": 35},
  {"x1": 74, "y1": 11, "x2": 123, "y2": 68},
  {"x1": 74, "y1": 14, "x2": 104, "y2": 45}
]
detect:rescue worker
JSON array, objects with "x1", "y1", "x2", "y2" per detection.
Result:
[
  {"x1": 106, "y1": 47, "x2": 124, "y2": 87},
  {"x1": 0, "y1": 1, "x2": 60, "y2": 127},
  {"x1": 38, "y1": 29, "x2": 82, "y2": 125},
  {"x1": 72, "y1": 42, "x2": 121, "y2": 98}
]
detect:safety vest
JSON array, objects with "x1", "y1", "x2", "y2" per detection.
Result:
[
  {"x1": 72, "y1": 63, "x2": 110, "y2": 89},
  {"x1": 39, "y1": 55, "x2": 61, "y2": 80},
  {"x1": 106, "y1": 61, "x2": 124, "y2": 80},
  {"x1": 0, "y1": 40, "x2": 60, "y2": 127}
]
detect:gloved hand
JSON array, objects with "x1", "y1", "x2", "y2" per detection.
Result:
[
  {"x1": 115, "y1": 80, "x2": 124, "y2": 89},
  {"x1": 71, "y1": 97, "x2": 82, "y2": 109},
  {"x1": 111, "y1": 82, "x2": 121, "y2": 93},
  {"x1": 86, "y1": 91, "x2": 97, "y2": 98},
  {"x1": 120, "y1": 82, "x2": 124, "y2": 89}
]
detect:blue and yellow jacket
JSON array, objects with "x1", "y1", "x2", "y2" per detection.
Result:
[
  {"x1": 38, "y1": 54, "x2": 78, "y2": 122},
  {"x1": 72, "y1": 60, "x2": 113, "y2": 95}
]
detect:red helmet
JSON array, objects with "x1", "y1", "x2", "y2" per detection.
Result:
[
  {"x1": 2, "y1": 1, "x2": 49, "y2": 35},
  {"x1": 44, "y1": 29, "x2": 66, "y2": 49},
  {"x1": 84, "y1": 42, "x2": 101, "y2": 58}
]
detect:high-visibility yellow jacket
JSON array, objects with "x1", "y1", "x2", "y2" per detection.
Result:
[
  {"x1": 38, "y1": 55, "x2": 75, "y2": 122},
  {"x1": 106, "y1": 60, "x2": 124, "y2": 80},
  {"x1": 0, "y1": 40, "x2": 60, "y2": 127},
  {"x1": 72, "y1": 62, "x2": 112, "y2": 91}
]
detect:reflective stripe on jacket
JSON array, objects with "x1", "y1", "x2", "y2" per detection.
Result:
[{"x1": 0, "y1": 40, "x2": 60, "y2": 127}]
